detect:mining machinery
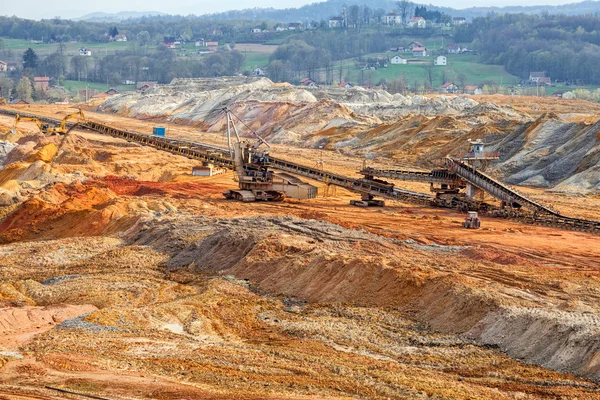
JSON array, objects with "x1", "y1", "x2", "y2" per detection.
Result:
[
  {"x1": 221, "y1": 108, "x2": 318, "y2": 202},
  {"x1": 0, "y1": 107, "x2": 596, "y2": 233},
  {"x1": 14, "y1": 114, "x2": 53, "y2": 133},
  {"x1": 14, "y1": 109, "x2": 85, "y2": 135}
]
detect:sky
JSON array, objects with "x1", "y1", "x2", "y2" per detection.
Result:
[{"x1": 1, "y1": 0, "x2": 580, "y2": 20}]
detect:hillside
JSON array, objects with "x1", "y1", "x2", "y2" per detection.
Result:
[{"x1": 195, "y1": 0, "x2": 600, "y2": 22}]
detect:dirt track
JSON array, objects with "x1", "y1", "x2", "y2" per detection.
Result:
[{"x1": 0, "y1": 104, "x2": 599, "y2": 398}]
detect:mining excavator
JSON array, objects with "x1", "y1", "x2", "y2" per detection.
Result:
[
  {"x1": 221, "y1": 108, "x2": 317, "y2": 202},
  {"x1": 14, "y1": 109, "x2": 86, "y2": 135},
  {"x1": 13, "y1": 115, "x2": 53, "y2": 133}
]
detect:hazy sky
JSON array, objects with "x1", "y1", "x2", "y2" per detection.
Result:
[{"x1": 2, "y1": 0, "x2": 578, "y2": 20}]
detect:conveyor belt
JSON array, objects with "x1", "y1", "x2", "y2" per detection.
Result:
[
  {"x1": 359, "y1": 167, "x2": 464, "y2": 185},
  {"x1": 1, "y1": 107, "x2": 597, "y2": 233},
  {"x1": 446, "y1": 158, "x2": 559, "y2": 216}
]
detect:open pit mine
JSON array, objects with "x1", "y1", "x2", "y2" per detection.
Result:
[{"x1": 0, "y1": 76, "x2": 599, "y2": 399}]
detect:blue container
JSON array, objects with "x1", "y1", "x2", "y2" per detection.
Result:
[{"x1": 153, "y1": 127, "x2": 166, "y2": 137}]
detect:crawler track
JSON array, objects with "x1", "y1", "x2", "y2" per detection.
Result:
[{"x1": 0, "y1": 108, "x2": 597, "y2": 233}]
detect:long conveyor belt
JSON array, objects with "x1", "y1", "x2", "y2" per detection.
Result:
[
  {"x1": 0, "y1": 108, "x2": 430, "y2": 204},
  {"x1": 0, "y1": 108, "x2": 597, "y2": 233},
  {"x1": 446, "y1": 158, "x2": 559, "y2": 215}
]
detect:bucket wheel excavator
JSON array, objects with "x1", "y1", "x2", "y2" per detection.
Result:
[{"x1": 221, "y1": 108, "x2": 317, "y2": 202}]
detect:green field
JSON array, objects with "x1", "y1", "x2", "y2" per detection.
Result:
[
  {"x1": 241, "y1": 52, "x2": 270, "y2": 71},
  {"x1": 344, "y1": 54, "x2": 519, "y2": 87},
  {"x1": 1, "y1": 38, "x2": 134, "y2": 58},
  {"x1": 62, "y1": 80, "x2": 135, "y2": 96}
]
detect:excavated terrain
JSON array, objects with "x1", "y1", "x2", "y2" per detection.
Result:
[
  {"x1": 0, "y1": 92, "x2": 599, "y2": 399},
  {"x1": 101, "y1": 77, "x2": 600, "y2": 193}
]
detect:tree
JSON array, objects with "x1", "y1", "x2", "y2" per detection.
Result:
[
  {"x1": 422, "y1": 64, "x2": 437, "y2": 88},
  {"x1": 137, "y1": 31, "x2": 151, "y2": 46},
  {"x1": 0, "y1": 77, "x2": 13, "y2": 100},
  {"x1": 349, "y1": 5, "x2": 360, "y2": 30},
  {"x1": 396, "y1": 0, "x2": 414, "y2": 26},
  {"x1": 109, "y1": 26, "x2": 119, "y2": 37},
  {"x1": 23, "y1": 48, "x2": 39, "y2": 70},
  {"x1": 457, "y1": 73, "x2": 467, "y2": 91},
  {"x1": 16, "y1": 76, "x2": 33, "y2": 101}
]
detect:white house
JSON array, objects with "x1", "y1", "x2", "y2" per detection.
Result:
[
  {"x1": 408, "y1": 17, "x2": 427, "y2": 28},
  {"x1": 529, "y1": 72, "x2": 551, "y2": 84},
  {"x1": 412, "y1": 47, "x2": 427, "y2": 57},
  {"x1": 452, "y1": 17, "x2": 467, "y2": 26},
  {"x1": 275, "y1": 26, "x2": 286, "y2": 32},
  {"x1": 446, "y1": 44, "x2": 462, "y2": 54},
  {"x1": 384, "y1": 13, "x2": 402, "y2": 25},
  {"x1": 195, "y1": 40, "x2": 206, "y2": 47},
  {"x1": 328, "y1": 17, "x2": 344, "y2": 28},
  {"x1": 114, "y1": 34, "x2": 127, "y2": 42},
  {"x1": 434, "y1": 56, "x2": 447, "y2": 66},
  {"x1": 252, "y1": 67, "x2": 266, "y2": 76},
  {"x1": 441, "y1": 82, "x2": 459, "y2": 93},
  {"x1": 464, "y1": 85, "x2": 482, "y2": 95},
  {"x1": 79, "y1": 48, "x2": 92, "y2": 56},
  {"x1": 390, "y1": 55, "x2": 407, "y2": 65},
  {"x1": 251, "y1": 28, "x2": 262, "y2": 33}
]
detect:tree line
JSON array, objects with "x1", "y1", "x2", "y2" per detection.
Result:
[{"x1": 457, "y1": 13, "x2": 600, "y2": 84}]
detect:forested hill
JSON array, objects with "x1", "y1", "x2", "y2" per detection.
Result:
[
  {"x1": 194, "y1": 0, "x2": 600, "y2": 22},
  {"x1": 461, "y1": 13, "x2": 600, "y2": 83}
]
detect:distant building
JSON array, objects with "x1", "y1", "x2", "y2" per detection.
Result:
[
  {"x1": 408, "y1": 16, "x2": 426, "y2": 28},
  {"x1": 408, "y1": 41, "x2": 425, "y2": 50},
  {"x1": 252, "y1": 67, "x2": 266, "y2": 76},
  {"x1": 212, "y1": 29, "x2": 223, "y2": 36},
  {"x1": 384, "y1": 12, "x2": 402, "y2": 25},
  {"x1": 0, "y1": 60, "x2": 6, "y2": 72},
  {"x1": 299, "y1": 77, "x2": 317, "y2": 87},
  {"x1": 529, "y1": 72, "x2": 551, "y2": 85},
  {"x1": 288, "y1": 22, "x2": 302, "y2": 30},
  {"x1": 390, "y1": 55, "x2": 407, "y2": 65},
  {"x1": 434, "y1": 56, "x2": 447, "y2": 66},
  {"x1": 79, "y1": 48, "x2": 92, "y2": 56},
  {"x1": 195, "y1": 39, "x2": 206, "y2": 47},
  {"x1": 464, "y1": 85, "x2": 482, "y2": 95},
  {"x1": 441, "y1": 82, "x2": 459, "y2": 93},
  {"x1": 275, "y1": 25, "x2": 286, "y2": 32},
  {"x1": 412, "y1": 47, "x2": 427, "y2": 57},
  {"x1": 33, "y1": 76, "x2": 50, "y2": 92},
  {"x1": 452, "y1": 17, "x2": 467, "y2": 26},
  {"x1": 112, "y1": 34, "x2": 127, "y2": 42},
  {"x1": 328, "y1": 16, "x2": 344, "y2": 28},
  {"x1": 164, "y1": 36, "x2": 177, "y2": 48},
  {"x1": 446, "y1": 44, "x2": 462, "y2": 54},
  {"x1": 206, "y1": 42, "x2": 218, "y2": 51},
  {"x1": 339, "y1": 82, "x2": 353, "y2": 88},
  {"x1": 251, "y1": 28, "x2": 262, "y2": 33}
]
